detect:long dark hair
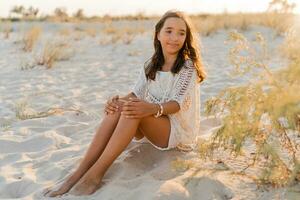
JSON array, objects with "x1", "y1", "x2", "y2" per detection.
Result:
[{"x1": 145, "y1": 10, "x2": 206, "y2": 83}]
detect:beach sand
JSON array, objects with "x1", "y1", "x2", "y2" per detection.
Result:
[{"x1": 0, "y1": 21, "x2": 298, "y2": 199}]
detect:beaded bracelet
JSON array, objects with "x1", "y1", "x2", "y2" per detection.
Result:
[{"x1": 154, "y1": 103, "x2": 163, "y2": 118}]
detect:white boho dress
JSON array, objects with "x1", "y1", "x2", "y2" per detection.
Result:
[{"x1": 131, "y1": 59, "x2": 201, "y2": 151}]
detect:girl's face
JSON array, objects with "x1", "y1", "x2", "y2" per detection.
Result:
[{"x1": 157, "y1": 17, "x2": 187, "y2": 56}]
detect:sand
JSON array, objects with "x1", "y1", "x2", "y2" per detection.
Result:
[{"x1": 0, "y1": 21, "x2": 299, "y2": 199}]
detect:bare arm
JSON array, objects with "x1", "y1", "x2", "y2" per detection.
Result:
[
  {"x1": 124, "y1": 91, "x2": 180, "y2": 116},
  {"x1": 128, "y1": 89, "x2": 181, "y2": 115}
]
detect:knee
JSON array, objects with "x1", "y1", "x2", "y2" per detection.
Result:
[
  {"x1": 106, "y1": 100, "x2": 124, "y2": 116},
  {"x1": 115, "y1": 101, "x2": 125, "y2": 114}
]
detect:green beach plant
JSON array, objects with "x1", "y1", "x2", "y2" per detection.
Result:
[{"x1": 199, "y1": 28, "x2": 300, "y2": 187}]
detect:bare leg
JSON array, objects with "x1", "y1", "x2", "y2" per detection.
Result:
[
  {"x1": 70, "y1": 115, "x2": 141, "y2": 196},
  {"x1": 45, "y1": 111, "x2": 122, "y2": 197}
]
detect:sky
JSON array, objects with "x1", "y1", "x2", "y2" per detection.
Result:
[{"x1": 1, "y1": 0, "x2": 299, "y2": 17}]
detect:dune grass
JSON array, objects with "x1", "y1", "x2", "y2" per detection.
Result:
[
  {"x1": 198, "y1": 25, "x2": 300, "y2": 187},
  {"x1": 22, "y1": 26, "x2": 41, "y2": 52},
  {"x1": 15, "y1": 100, "x2": 84, "y2": 120},
  {"x1": 36, "y1": 40, "x2": 74, "y2": 69},
  {"x1": 99, "y1": 22, "x2": 146, "y2": 45}
]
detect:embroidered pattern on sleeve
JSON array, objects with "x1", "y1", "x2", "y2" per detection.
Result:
[{"x1": 169, "y1": 60, "x2": 195, "y2": 107}]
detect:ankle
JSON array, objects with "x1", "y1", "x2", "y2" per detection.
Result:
[
  {"x1": 66, "y1": 173, "x2": 81, "y2": 184},
  {"x1": 84, "y1": 170, "x2": 104, "y2": 183}
]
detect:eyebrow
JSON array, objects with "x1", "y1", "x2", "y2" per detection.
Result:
[{"x1": 165, "y1": 27, "x2": 186, "y2": 32}]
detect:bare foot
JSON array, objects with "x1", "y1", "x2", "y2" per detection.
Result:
[
  {"x1": 69, "y1": 175, "x2": 103, "y2": 196},
  {"x1": 43, "y1": 175, "x2": 79, "y2": 197}
]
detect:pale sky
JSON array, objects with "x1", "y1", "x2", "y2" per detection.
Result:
[{"x1": 1, "y1": 0, "x2": 299, "y2": 17}]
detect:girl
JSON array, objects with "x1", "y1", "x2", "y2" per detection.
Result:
[{"x1": 44, "y1": 10, "x2": 206, "y2": 197}]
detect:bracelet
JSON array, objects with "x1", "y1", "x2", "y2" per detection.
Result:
[
  {"x1": 154, "y1": 103, "x2": 163, "y2": 118},
  {"x1": 154, "y1": 104, "x2": 162, "y2": 118}
]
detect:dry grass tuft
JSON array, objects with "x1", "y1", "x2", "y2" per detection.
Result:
[
  {"x1": 171, "y1": 158, "x2": 196, "y2": 172},
  {"x1": 22, "y1": 26, "x2": 41, "y2": 52},
  {"x1": 36, "y1": 41, "x2": 74, "y2": 69},
  {"x1": 100, "y1": 22, "x2": 145, "y2": 45},
  {"x1": 15, "y1": 101, "x2": 83, "y2": 120},
  {"x1": 84, "y1": 28, "x2": 97, "y2": 37},
  {"x1": 280, "y1": 25, "x2": 300, "y2": 61},
  {"x1": 192, "y1": 12, "x2": 296, "y2": 36}
]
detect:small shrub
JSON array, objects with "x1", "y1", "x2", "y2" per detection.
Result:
[
  {"x1": 200, "y1": 30, "x2": 300, "y2": 187},
  {"x1": 36, "y1": 41, "x2": 74, "y2": 69},
  {"x1": 22, "y1": 26, "x2": 41, "y2": 52}
]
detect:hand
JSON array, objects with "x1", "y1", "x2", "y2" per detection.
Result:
[
  {"x1": 121, "y1": 97, "x2": 155, "y2": 119},
  {"x1": 104, "y1": 95, "x2": 120, "y2": 115}
]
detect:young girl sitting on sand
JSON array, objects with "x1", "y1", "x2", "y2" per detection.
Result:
[{"x1": 44, "y1": 9, "x2": 206, "y2": 197}]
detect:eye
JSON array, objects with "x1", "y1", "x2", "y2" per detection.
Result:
[
  {"x1": 179, "y1": 31, "x2": 186, "y2": 36},
  {"x1": 166, "y1": 30, "x2": 172, "y2": 34}
]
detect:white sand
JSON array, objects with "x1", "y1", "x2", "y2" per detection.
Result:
[{"x1": 0, "y1": 21, "x2": 298, "y2": 199}]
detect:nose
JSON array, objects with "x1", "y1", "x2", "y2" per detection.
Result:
[{"x1": 170, "y1": 33, "x2": 179, "y2": 42}]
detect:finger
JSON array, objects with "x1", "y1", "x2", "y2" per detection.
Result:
[
  {"x1": 121, "y1": 111, "x2": 129, "y2": 115},
  {"x1": 107, "y1": 104, "x2": 118, "y2": 111},
  {"x1": 107, "y1": 106, "x2": 118, "y2": 113},
  {"x1": 124, "y1": 113, "x2": 141, "y2": 119},
  {"x1": 105, "y1": 105, "x2": 115, "y2": 113},
  {"x1": 106, "y1": 108, "x2": 115, "y2": 114},
  {"x1": 118, "y1": 99, "x2": 129, "y2": 103},
  {"x1": 124, "y1": 101, "x2": 136, "y2": 106},
  {"x1": 112, "y1": 103, "x2": 120, "y2": 110},
  {"x1": 125, "y1": 115, "x2": 139, "y2": 119},
  {"x1": 128, "y1": 98, "x2": 140, "y2": 102},
  {"x1": 121, "y1": 110, "x2": 136, "y2": 115},
  {"x1": 125, "y1": 101, "x2": 139, "y2": 106},
  {"x1": 108, "y1": 101, "x2": 119, "y2": 109},
  {"x1": 122, "y1": 106, "x2": 135, "y2": 111},
  {"x1": 104, "y1": 109, "x2": 111, "y2": 114}
]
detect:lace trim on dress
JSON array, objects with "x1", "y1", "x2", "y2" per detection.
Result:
[
  {"x1": 169, "y1": 60, "x2": 195, "y2": 107},
  {"x1": 132, "y1": 65, "x2": 147, "y2": 99},
  {"x1": 132, "y1": 59, "x2": 196, "y2": 106}
]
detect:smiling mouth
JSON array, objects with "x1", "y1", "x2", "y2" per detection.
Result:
[{"x1": 167, "y1": 43, "x2": 179, "y2": 47}]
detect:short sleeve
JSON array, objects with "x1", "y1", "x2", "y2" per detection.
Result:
[
  {"x1": 131, "y1": 65, "x2": 147, "y2": 99},
  {"x1": 169, "y1": 60, "x2": 196, "y2": 108}
]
